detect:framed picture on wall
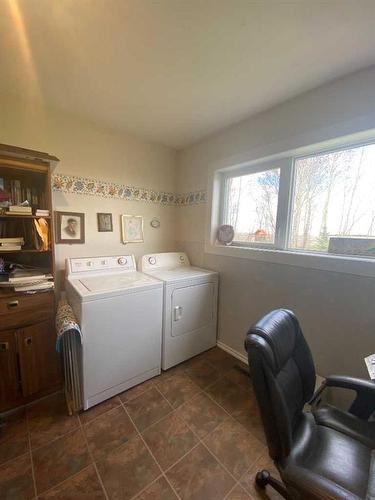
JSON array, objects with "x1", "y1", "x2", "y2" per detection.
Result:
[
  {"x1": 121, "y1": 214, "x2": 144, "y2": 244},
  {"x1": 97, "y1": 213, "x2": 113, "y2": 232},
  {"x1": 55, "y1": 211, "x2": 85, "y2": 244}
]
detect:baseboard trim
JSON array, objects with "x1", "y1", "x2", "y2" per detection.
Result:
[{"x1": 216, "y1": 340, "x2": 248, "y2": 365}]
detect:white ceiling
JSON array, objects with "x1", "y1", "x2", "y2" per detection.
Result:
[{"x1": 1, "y1": 0, "x2": 375, "y2": 149}]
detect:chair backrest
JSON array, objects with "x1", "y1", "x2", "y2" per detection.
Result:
[{"x1": 245, "y1": 309, "x2": 316, "y2": 461}]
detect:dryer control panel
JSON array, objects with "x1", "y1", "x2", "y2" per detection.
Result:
[
  {"x1": 140, "y1": 252, "x2": 190, "y2": 271},
  {"x1": 66, "y1": 255, "x2": 136, "y2": 276}
]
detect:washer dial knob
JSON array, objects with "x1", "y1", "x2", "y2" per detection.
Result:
[
  {"x1": 148, "y1": 256, "x2": 156, "y2": 265},
  {"x1": 118, "y1": 257, "x2": 127, "y2": 265}
]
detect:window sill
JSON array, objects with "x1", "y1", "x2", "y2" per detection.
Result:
[{"x1": 204, "y1": 241, "x2": 375, "y2": 278}]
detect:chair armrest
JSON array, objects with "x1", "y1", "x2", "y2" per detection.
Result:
[
  {"x1": 325, "y1": 375, "x2": 375, "y2": 419},
  {"x1": 308, "y1": 381, "x2": 327, "y2": 409},
  {"x1": 325, "y1": 375, "x2": 375, "y2": 394}
]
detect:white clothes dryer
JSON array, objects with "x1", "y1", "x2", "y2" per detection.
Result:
[{"x1": 140, "y1": 252, "x2": 218, "y2": 370}]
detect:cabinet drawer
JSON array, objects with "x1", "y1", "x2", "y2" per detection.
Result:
[{"x1": 0, "y1": 292, "x2": 55, "y2": 329}]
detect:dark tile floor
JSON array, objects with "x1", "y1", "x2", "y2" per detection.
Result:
[{"x1": 0, "y1": 347, "x2": 282, "y2": 500}]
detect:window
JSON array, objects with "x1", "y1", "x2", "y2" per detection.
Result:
[
  {"x1": 290, "y1": 145, "x2": 375, "y2": 254},
  {"x1": 222, "y1": 168, "x2": 280, "y2": 245},
  {"x1": 220, "y1": 142, "x2": 375, "y2": 258}
]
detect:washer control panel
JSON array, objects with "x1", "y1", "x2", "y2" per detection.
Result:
[
  {"x1": 140, "y1": 252, "x2": 190, "y2": 271},
  {"x1": 67, "y1": 255, "x2": 136, "y2": 275}
]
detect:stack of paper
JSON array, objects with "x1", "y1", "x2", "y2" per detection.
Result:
[
  {"x1": 14, "y1": 281, "x2": 54, "y2": 292},
  {"x1": 3, "y1": 268, "x2": 54, "y2": 292},
  {"x1": 0, "y1": 237, "x2": 24, "y2": 251},
  {"x1": 8, "y1": 269, "x2": 53, "y2": 283},
  {"x1": 6, "y1": 205, "x2": 32, "y2": 215},
  {"x1": 35, "y1": 209, "x2": 50, "y2": 217}
]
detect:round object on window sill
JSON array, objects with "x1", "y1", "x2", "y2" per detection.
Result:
[
  {"x1": 217, "y1": 225, "x2": 234, "y2": 245},
  {"x1": 150, "y1": 218, "x2": 160, "y2": 229}
]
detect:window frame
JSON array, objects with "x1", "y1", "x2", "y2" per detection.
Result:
[
  {"x1": 217, "y1": 138, "x2": 375, "y2": 258},
  {"x1": 219, "y1": 157, "x2": 294, "y2": 250}
]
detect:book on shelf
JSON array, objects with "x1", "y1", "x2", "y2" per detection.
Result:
[
  {"x1": 3, "y1": 179, "x2": 46, "y2": 206},
  {"x1": 14, "y1": 281, "x2": 54, "y2": 292},
  {"x1": 0, "y1": 245, "x2": 22, "y2": 251},
  {"x1": 8, "y1": 205, "x2": 32, "y2": 213},
  {"x1": 35, "y1": 209, "x2": 50, "y2": 216},
  {"x1": 11, "y1": 180, "x2": 22, "y2": 205},
  {"x1": 8, "y1": 271, "x2": 53, "y2": 283},
  {"x1": 0, "y1": 237, "x2": 25, "y2": 245},
  {"x1": 5, "y1": 211, "x2": 32, "y2": 216}
]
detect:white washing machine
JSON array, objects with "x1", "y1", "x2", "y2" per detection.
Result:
[
  {"x1": 65, "y1": 255, "x2": 163, "y2": 410},
  {"x1": 140, "y1": 252, "x2": 218, "y2": 370}
]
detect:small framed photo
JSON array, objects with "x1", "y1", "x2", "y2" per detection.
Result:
[
  {"x1": 97, "y1": 213, "x2": 113, "y2": 232},
  {"x1": 121, "y1": 215, "x2": 144, "y2": 244},
  {"x1": 55, "y1": 211, "x2": 85, "y2": 244}
]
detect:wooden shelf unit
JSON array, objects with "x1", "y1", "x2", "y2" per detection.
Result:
[
  {"x1": 0, "y1": 215, "x2": 52, "y2": 219},
  {"x1": 0, "y1": 143, "x2": 62, "y2": 412}
]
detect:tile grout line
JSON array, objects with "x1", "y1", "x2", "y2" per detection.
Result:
[
  {"x1": 0, "y1": 449, "x2": 31, "y2": 469},
  {"x1": 77, "y1": 414, "x2": 110, "y2": 500},
  {"x1": 153, "y1": 384, "x2": 181, "y2": 411},
  {"x1": 25, "y1": 411, "x2": 37, "y2": 499},
  {"x1": 233, "y1": 452, "x2": 270, "y2": 498},
  {"x1": 28, "y1": 420, "x2": 81, "y2": 454},
  {"x1": 35, "y1": 351, "x2": 249, "y2": 498},
  {"x1": 122, "y1": 389, "x2": 174, "y2": 436},
  {"x1": 157, "y1": 438, "x2": 203, "y2": 477},
  {"x1": 163, "y1": 375, "x2": 266, "y2": 498},
  {"x1": 223, "y1": 481, "x2": 250, "y2": 499},
  {"x1": 123, "y1": 355, "x2": 259, "y2": 496},
  {"x1": 183, "y1": 411, "x2": 261, "y2": 499},
  {"x1": 151, "y1": 384, "x2": 244, "y2": 494},
  {"x1": 119, "y1": 399, "x2": 183, "y2": 500},
  {"x1": 165, "y1": 400, "x2": 242, "y2": 493},
  {"x1": 199, "y1": 390, "x2": 269, "y2": 496},
  {"x1": 32, "y1": 463, "x2": 95, "y2": 498},
  {"x1": 79, "y1": 401, "x2": 123, "y2": 426},
  {"x1": 202, "y1": 384, "x2": 265, "y2": 445},
  {"x1": 129, "y1": 473, "x2": 169, "y2": 500},
  {"x1": 0, "y1": 350, "x2": 238, "y2": 498}
]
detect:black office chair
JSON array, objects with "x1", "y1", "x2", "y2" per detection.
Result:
[{"x1": 245, "y1": 309, "x2": 375, "y2": 500}]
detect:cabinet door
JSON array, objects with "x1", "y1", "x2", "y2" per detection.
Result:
[
  {"x1": 0, "y1": 330, "x2": 20, "y2": 406},
  {"x1": 17, "y1": 320, "x2": 61, "y2": 397}
]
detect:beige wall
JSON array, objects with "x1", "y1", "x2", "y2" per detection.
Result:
[
  {"x1": 0, "y1": 94, "x2": 177, "y2": 286},
  {"x1": 176, "y1": 66, "x2": 375, "y2": 379},
  {"x1": 2, "y1": 66, "x2": 375, "y2": 380}
]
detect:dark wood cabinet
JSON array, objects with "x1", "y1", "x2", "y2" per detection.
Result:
[
  {"x1": 0, "y1": 294, "x2": 62, "y2": 411},
  {"x1": 17, "y1": 320, "x2": 61, "y2": 397},
  {"x1": 0, "y1": 329, "x2": 20, "y2": 407},
  {"x1": 0, "y1": 144, "x2": 62, "y2": 412}
]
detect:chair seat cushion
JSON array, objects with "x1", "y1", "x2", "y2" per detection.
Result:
[
  {"x1": 282, "y1": 414, "x2": 373, "y2": 500},
  {"x1": 314, "y1": 405, "x2": 375, "y2": 448}
]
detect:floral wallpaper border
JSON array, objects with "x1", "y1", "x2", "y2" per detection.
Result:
[{"x1": 52, "y1": 174, "x2": 206, "y2": 206}]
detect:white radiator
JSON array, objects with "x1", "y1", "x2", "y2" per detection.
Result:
[{"x1": 61, "y1": 331, "x2": 83, "y2": 415}]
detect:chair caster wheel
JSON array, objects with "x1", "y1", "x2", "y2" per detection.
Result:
[{"x1": 256, "y1": 470, "x2": 270, "y2": 488}]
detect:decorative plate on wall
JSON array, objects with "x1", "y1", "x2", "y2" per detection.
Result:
[
  {"x1": 217, "y1": 224, "x2": 234, "y2": 245},
  {"x1": 150, "y1": 218, "x2": 160, "y2": 228}
]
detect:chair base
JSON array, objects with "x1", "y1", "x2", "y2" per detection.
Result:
[{"x1": 255, "y1": 470, "x2": 291, "y2": 499}]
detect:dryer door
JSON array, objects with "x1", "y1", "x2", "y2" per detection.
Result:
[{"x1": 171, "y1": 282, "x2": 214, "y2": 337}]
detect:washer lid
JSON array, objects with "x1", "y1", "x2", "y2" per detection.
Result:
[{"x1": 79, "y1": 272, "x2": 160, "y2": 292}]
